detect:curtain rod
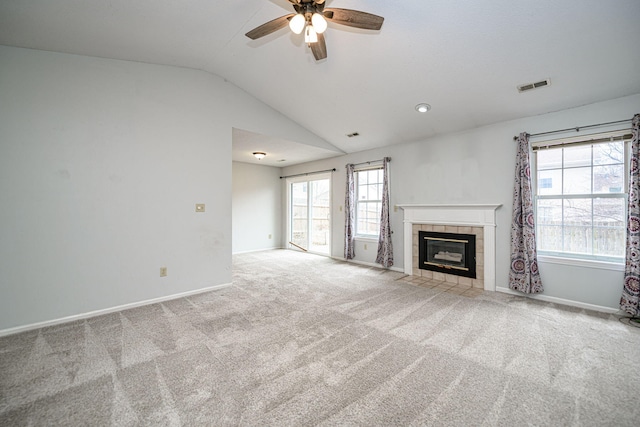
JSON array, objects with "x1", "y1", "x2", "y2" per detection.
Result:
[
  {"x1": 351, "y1": 157, "x2": 391, "y2": 167},
  {"x1": 513, "y1": 118, "x2": 631, "y2": 141},
  {"x1": 280, "y1": 168, "x2": 336, "y2": 179}
]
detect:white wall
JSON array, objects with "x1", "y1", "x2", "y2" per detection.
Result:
[
  {"x1": 282, "y1": 93, "x2": 640, "y2": 311},
  {"x1": 1, "y1": 46, "x2": 636, "y2": 331},
  {"x1": 0, "y1": 46, "x2": 328, "y2": 331},
  {"x1": 232, "y1": 161, "x2": 282, "y2": 253}
]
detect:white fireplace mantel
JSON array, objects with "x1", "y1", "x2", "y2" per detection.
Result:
[{"x1": 398, "y1": 204, "x2": 502, "y2": 291}]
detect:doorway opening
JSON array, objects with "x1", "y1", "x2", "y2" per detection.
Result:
[{"x1": 287, "y1": 174, "x2": 331, "y2": 255}]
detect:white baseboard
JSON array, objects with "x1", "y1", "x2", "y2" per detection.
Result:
[
  {"x1": 232, "y1": 246, "x2": 283, "y2": 255},
  {"x1": 330, "y1": 256, "x2": 404, "y2": 273},
  {"x1": 495, "y1": 286, "x2": 622, "y2": 314},
  {"x1": 0, "y1": 282, "x2": 232, "y2": 338}
]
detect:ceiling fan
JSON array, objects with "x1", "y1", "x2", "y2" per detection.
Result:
[{"x1": 245, "y1": 0, "x2": 384, "y2": 61}]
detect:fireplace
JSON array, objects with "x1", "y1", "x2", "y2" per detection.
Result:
[
  {"x1": 419, "y1": 231, "x2": 476, "y2": 279},
  {"x1": 399, "y1": 204, "x2": 501, "y2": 291}
]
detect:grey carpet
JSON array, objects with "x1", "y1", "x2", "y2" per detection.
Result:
[{"x1": 1, "y1": 249, "x2": 639, "y2": 426}]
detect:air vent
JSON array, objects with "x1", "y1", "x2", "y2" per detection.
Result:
[
  {"x1": 346, "y1": 132, "x2": 360, "y2": 138},
  {"x1": 517, "y1": 79, "x2": 551, "y2": 93}
]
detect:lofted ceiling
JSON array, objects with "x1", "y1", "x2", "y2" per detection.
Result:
[{"x1": 1, "y1": 0, "x2": 639, "y2": 166}]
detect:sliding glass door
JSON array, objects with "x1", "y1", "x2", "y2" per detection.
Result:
[{"x1": 287, "y1": 174, "x2": 331, "y2": 255}]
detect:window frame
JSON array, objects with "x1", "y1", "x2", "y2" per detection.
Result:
[
  {"x1": 354, "y1": 166, "x2": 384, "y2": 239},
  {"x1": 532, "y1": 131, "x2": 631, "y2": 266}
]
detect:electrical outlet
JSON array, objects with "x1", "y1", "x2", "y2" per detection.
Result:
[
  {"x1": 268, "y1": 234, "x2": 272, "y2": 239},
  {"x1": 160, "y1": 267, "x2": 167, "y2": 277},
  {"x1": 364, "y1": 244, "x2": 368, "y2": 250},
  {"x1": 394, "y1": 205, "x2": 398, "y2": 212}
]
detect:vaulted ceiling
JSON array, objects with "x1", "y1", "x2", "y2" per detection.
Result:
[{"x1": 1, "y1": 0, "x2": 639, "y2": 166}]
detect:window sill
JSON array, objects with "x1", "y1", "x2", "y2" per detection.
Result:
[{"x1": 538, "y1": 254, "x2": 624, "y2": 272}]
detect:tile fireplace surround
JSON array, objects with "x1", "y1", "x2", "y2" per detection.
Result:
[{"x1": 398, "y1": 204, "x2": 501, "y2": 291}]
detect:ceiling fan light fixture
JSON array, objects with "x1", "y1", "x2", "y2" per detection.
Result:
[
  {"x1": 289, "y1": 13, "x2": 305, "y2": 34},
  {"x1": 253, "y1": 152, "x2": 267, "y2": 160},
  {"x1": 245, "y1": 3, "x2": 384, "y2": 61},
  {"x1": 304, "y1": 25, "x2": 318, "y2": 43},
  {"x1": 311, "y1": 13, "x2": 328, "y2": 33},
  {"x1": 415, "y1": 103, "x2": 431, "y2": 113}
]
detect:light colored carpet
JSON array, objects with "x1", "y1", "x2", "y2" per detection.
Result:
[{"x1": 1, "y1": 249, "x2": 639, "y2": 426}]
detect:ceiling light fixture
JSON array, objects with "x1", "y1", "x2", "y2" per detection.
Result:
[
  {"x1": 304, "y1": 24, "x2": 318, "y2": 44},
  {"x1": 245, "y1": 2, "x2": 384, "y2": 61},
  {"x1": 311, "y1": 13, "x2": 327, "y2": 34},
  {"x1": 415, "y1": 103, "x2": 431, "y2": 113},
  {"x1": 293, "y1": 9, "x2": 325, "y2": 45},
  {"x1": 253, "y1": 152, "x2": 267, "y2": 160},
  {"x1": 289, "y1": 13, "x2": 305, "y2": 34}
]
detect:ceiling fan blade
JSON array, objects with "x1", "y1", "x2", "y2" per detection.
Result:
[
  {"x1": 245, "y1": 14, "x2": 295, "y2": 40},
  {"x1": 311, "y1": 33, "x2": 327, "y2": 61},
  {"x1": 324, "y1": 8, "x2": 384, "y2": 30}
]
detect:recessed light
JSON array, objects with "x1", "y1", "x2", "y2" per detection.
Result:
[{"x1": 415, "y1": 103, "x2": 431, "y2": 113}]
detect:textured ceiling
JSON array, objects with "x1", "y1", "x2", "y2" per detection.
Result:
[{"x1": 1, "y1": 0, "x2": 639, "y2": 165}]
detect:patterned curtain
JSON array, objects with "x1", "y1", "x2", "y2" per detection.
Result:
[
  {"x1": 509, "y1": 132, "x2": 543, "y2": 293},
  {"x1": 344, "y1": 163, "x2": 356, "y2": 260},
  {"x1": 376, "y1": 157, "x2": 394, "y2": 267},
  {"x1": 621, "y1": 114, "x2": 640, "y2": 316}
]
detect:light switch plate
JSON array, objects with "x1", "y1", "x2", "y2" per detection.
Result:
[{"x1": 195, "y1": 203, "x2": 205, "y2": 213}]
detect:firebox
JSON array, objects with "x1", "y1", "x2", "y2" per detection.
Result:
[{"x1": 419, "y1": 231, "x2": 476, "y2": 279}]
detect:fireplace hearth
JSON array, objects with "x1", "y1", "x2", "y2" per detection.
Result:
[{"x1": 419, "y1": 231, "x2": 476, "y2": 279}]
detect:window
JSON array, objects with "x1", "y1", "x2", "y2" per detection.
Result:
[
  {"x1": 355, "y1": 168, "x2": 383, "y2": 237},
  {"x1": 534, "y1": 134, "x2": 629, "y2": 262}
]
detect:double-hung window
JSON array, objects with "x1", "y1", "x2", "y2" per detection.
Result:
[
  {"x1": 355, "y1": 168, "x2": 383, "y2": 237},
  {"x1": 534, "y1": 131, "x2": 631, "y2": 263}
]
